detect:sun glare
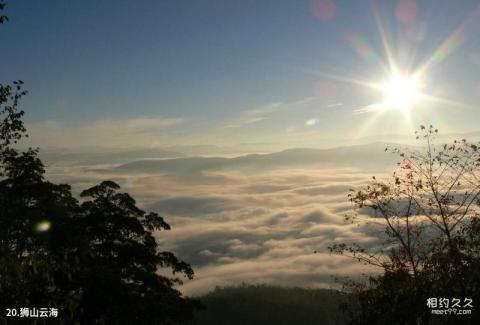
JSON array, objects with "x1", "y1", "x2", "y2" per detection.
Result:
[{"x1": 380, "y1": 75, "x2": 420, "y2": 110}]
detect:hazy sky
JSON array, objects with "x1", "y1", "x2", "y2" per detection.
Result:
[{"x1": 3, "y1": 0, "x2": 480, "y2": 149}]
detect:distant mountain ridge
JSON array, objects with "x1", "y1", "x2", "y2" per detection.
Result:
[
  {"x1": 112, "y1": 142, "x2": 401, "y2": 174},
  {"x1": 40, "y1": 148, "x2": 185, "y2": 165}
]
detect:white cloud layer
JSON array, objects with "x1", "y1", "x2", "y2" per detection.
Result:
[{"x1": 43, "y1": 148, "x2": 394, "y2": 295}]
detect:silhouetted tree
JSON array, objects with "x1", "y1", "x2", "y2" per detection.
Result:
[
  {"x1": 330, "y1": 126, "x2": 480, "y2": 324},
  {"x1": 0, "y1": 1, "x2": 7, "y2": 24},
  {"x1": 0, "y1": 5, "x2": 197, "y2": 323},
  {"x1": 75, "y1": 180, "x2": 197, "y2": 324}
]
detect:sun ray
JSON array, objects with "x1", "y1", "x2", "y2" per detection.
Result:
[
  {"x1": 277, "y1": 2, "x2": 478, "y2": 138},
  {"x1": 415, "y1": 25, "x2": 467, "y2": 77},
  {"x1": 415, "y1": 5, "x2": 480, "y2": 78},
  {"x1": 314, "y1": 72, "x2": 383, "y2": 91},
  {"x1": 371, "y1": 1, "x2": 398, "y2": 76},
  {"x1": 351, "y1": 107, "x2": 386, "y2": 142},
  {"x1": 420, "y1": 94, "x2": 478, "y2": 111}
]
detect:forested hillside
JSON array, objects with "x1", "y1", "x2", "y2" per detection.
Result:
[{"x1": 194, "y1": 285, "x2": 351, "y2": 325}]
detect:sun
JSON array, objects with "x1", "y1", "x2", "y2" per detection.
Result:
[{"x1": 380, "y1": 74, "x2": 420, "y2": 110}]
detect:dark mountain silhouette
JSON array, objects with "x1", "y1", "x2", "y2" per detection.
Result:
[{"x1": 194, "y1": 284, "x2": 351, "y2": 325}]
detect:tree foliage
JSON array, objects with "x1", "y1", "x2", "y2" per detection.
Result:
[
  {"x1": 0, "y1": 1, "x2": 7, "y2": 24},
  {"x1": 0, "y1": 5, "x2": 197, "y2": 323},
  {"x1": 194, "y1": 284, "x2": 351, "y2": 325},
  {"x1": 330, "y1": 126, "x2": 480, "y2": 324}
]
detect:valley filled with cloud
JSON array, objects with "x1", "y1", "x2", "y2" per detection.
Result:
[{"x1": 42, "y1": 143, "x2": 398, "y2": 295}]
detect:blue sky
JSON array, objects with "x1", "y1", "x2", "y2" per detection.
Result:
[{"x1": 2, "y1": 0, "x2": 480, "y2": 148}]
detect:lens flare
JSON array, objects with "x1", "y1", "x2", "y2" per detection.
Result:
[
  {"x1": 35, "y1": 220, "x2": 51, "y2": 232},
  {"x1": 345, "y1": 30, "x2": 379, "y2": 64},
  {"x1": 306, "y1": 118, "x2": 319, "y2": 126},
  {"x1": 311, "y1": 0, "x2": 336, "y2": 22},
  {"x1": 395, "y1": 0, "x2": 418, "y2": 25}
]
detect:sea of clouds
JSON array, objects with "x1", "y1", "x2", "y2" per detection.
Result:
[{"x1": 43, "y1": 145, "x2": 398, "y2": 295}]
